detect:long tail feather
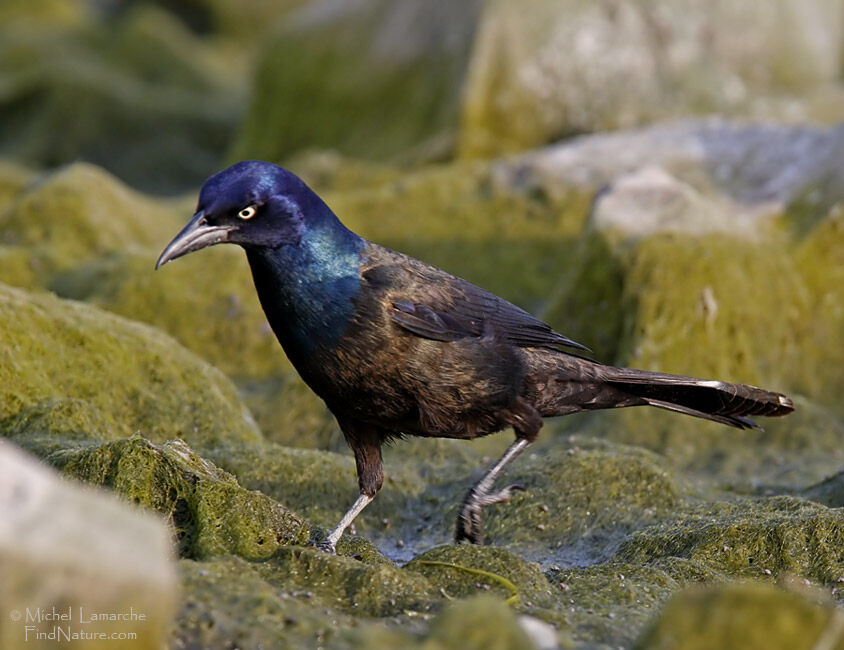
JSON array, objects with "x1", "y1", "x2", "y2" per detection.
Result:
[{"x1": 602, "y1": 366, "x2": 794, "y2": 429}]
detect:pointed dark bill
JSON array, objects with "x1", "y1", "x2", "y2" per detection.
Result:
[{"x1": 155, "y1": 211, "x2": 235, "y2": 269}]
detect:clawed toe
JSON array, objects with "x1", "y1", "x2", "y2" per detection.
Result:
[
  {"x1": 455, "y1": 483, "x2": 527, "y2": 544},
  {"x1": 476, "y1": 483, "x2": 524, "y2": 506},
  {"x1": 308, "y1": 535, "x2": 338, "y2": 555}
]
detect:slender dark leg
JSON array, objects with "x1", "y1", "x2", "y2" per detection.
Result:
[{"x1": 455, "y1": 437, "x2": 531, "y2": 544}]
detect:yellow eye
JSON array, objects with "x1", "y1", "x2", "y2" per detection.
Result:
[{"x1": 238, "y1": 205, "x2": 257, "y2": 220}]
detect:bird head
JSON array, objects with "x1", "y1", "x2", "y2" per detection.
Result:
[{"x1": 156, "y1": 161, "x2": 315, "y2": 269}]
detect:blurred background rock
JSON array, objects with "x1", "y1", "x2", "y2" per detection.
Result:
[{"x1": 0, "y1": 1, "x2": 842, "y2": 649}]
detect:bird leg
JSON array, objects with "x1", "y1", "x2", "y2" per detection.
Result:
[
  {"x1": 455, "y1": 437, "x2": 531, "y2": 544},
  {"x1": 313, "y1": 492, "x2": 374, "y2": 554},
  {"x1": 312, "y1": 418, "x2": 383, "y2": 554}
]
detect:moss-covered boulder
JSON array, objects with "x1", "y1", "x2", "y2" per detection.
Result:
[
  {"x1": 0, "y1": 164, "x2": 176, "y2": 280},
  {"x1": 478, "y1": 441, "x2": 686, "y2": 563},
  {"x1": 461, "y1": 1, "x2": 844, "y2": 157},
  {"x1": 617, "y1": 496, "x2": 844, "y2": 586},
  {"x1": 0, "y1": 6, "x2": 243, "y2": 193},
  {"x1": 56, "y1": 436, "x2": 308, "y2": 559},
  {"x1": 232, "y1": 0, "x2": 482, "y2": 164},
  {"x1": 0, "y1": 283, "x2": 261, "y2": 452},
  {"x1": 175, "y1": 556, "x2": 544, "y2": 650},
  {"x1": 406, "y1": 544, "x2": 557, "y2": 610},
  {"x1": 0, "y1": 440, "x2": 176, "y2": 650},
  {"x1": 0, "y1": 159, "x2": 34, "y2": 210},
  {"x1": 634, "y1": 581, "x2": 844, "y2": 650}
]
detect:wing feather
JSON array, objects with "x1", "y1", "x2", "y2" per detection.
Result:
[{"x1": 363, "y1": 255, "x2": 587, "y2": 351}]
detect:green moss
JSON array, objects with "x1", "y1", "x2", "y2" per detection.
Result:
[
  {"x1": 616, "y1": 496, "x2": 844, "y2": 586},
  {"x1": 0, "y1": 11, "x2": 240, "y2": 193},
  {"x1": 793, "y1": 204, "x2": 844, "y2": 410},
  {"x1": 458, "y1": 3, "x2": 553, "y2": 159},
  {"x1": 205, "y1": 442, "x2": 359, "y2": 531},
  {"x1": 547, "y1": 562, "x2": 682, "y2": 648},
  {"x1": 615, "y1": 232, "x2": 802, "y2": 386},
  {"x1": 231, "y1": 2, "x2": 479, "y2": 164},
  {"x1": 259, "y1": 547, "x2": 438, "y2": 617},
  {"x1": 406, "y1": 545, "x2": 557, "y2": 611},
  {"x1": 175, "y1": 555, "x2": 363, "y2": 650},
  {"x1": 57, "y1": 436, "x2": 308, "y2": 559},
  {"x1": 0, "y1": 245, "x2": 41, "y2": 289},
  {"x1": 0, "y1": 0, "x2": 88, "y2": 27},
  {"x1": 0, "y1": 158, "x2": 34, "y2": 211},
  {"x1": 478, "y1": 440, "x2": 686, "y2": 560},
  {"x1": 542, "y1": 232, "x2": 626, "y2": 361},
  {"x1": 422, "y1": 595, "x2": 541, "y2": 650},
  {"x1": 51, "y1": 248, "x2": 288, "y2": 381},
  {"x1": 634, "y1": 581, "x2": 844, "y2": 650},
  {"x1": 0, "y1": 283, "x2": 261, "y2": 450},
  {"x1": 236, "y1": 375, "x2": 340, "y2": 448},
  {"x1": 0, "y1": 163, "x2": 178, "y2": 281}
]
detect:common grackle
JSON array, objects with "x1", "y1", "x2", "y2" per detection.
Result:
[{"x1": 156, "y1": 161, "x2": 794, "y2": 553}]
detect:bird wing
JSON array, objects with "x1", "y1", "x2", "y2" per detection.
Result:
[{"x1": 362, "y1": 255, "x2": 588, "y2": 352}]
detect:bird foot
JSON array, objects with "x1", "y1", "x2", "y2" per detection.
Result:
[
  {"x1": 308, "y1": 535, "x2": 337, "y2": 555},
  {"x1": 455, "y1": 483, "x2": 524, "y2": 544}
]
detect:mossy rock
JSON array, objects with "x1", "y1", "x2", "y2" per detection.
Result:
[
  {"x1": 0, "y1": 0, "x2": 89, "y2": 27},
  {"x1": 793, "y1": 204, "x2": 844, "y2": 409},
  {"x1": 803, "y1": 465, "x2": 844, "y2": 509},
  {"x1": 51, "y1": 247, "x2": 286, "y2": 381},
  {"x1": 634, "y1": 581, "x2": 844, "y2": 650},
  {"x1": 57, "y1": 436, "x2": 308, "y2": 559},
  {"x1": 477, "y1": 440, "x2": 687, "y2": 563},
  {"x1": 460, "y1": 0, "x2": 842, "y2": 158},
  {"x1": 0, "y1": 283, "x2": 261, "y2": 451},
  {"x1": 232, "y1": 0, "x2": 481, "y2": 164},
  {"x1": 0, "y1": 163, "x2": 179, "y2": 280},
  {"x1": 416, "y1": 594, "x2": 544, "y2": 650},
  {"x1": 171, "y1": 0, "x2": 305, "y2": 39},
  {"x1": 0, "y1": 158, "x2": 34, "y2": 211},
  {"x1": 176, "y1": 557, "x2": 537, "y2": 650},
  {"x1": 406, "y1": 544, "x2": 557, "y2": 611},
  {"x1": 259, "y1": 546, "x2": 438, "y2": 617},
  {"x1": 0, "y1": 10, "x2": 240, "y2": 193},
  {"x1": 175, "y1": 555, "x2": 364, "y2": 650},
  {"x1": 616, "y1": 496, "x2": 844, "y2": 586},
  {"x1": 547, "y1": 562, "x2": 684, "y2": 648}
]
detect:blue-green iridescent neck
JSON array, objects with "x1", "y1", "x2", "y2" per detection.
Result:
[{"x1": 245, "y1": 214, "x2": 367, "y2": 359}]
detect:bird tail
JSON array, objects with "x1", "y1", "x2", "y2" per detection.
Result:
[{"x1": 598, "y1": 366, "x2": 794, "y2": 429}]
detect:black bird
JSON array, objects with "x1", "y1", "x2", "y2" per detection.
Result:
[{"x1": 156, "y1": 161, "x2": 794, "y2": 553}]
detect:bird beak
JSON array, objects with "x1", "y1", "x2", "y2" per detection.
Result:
[{"x1": 155, "y1": 211, "x2": 235, "y2": 269}]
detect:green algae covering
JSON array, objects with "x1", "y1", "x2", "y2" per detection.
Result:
[
  {"x1": 634, "y1": 582, "x2": 844, "y2": 650},
  {"x1": 57, "y1": 437, "x2": 309, "y2": 559},
  {"x1": 231, "y1": 1, "x2": 480, "y2": 164},
  {"x1": 0, "y1": 283, "x2": 261, "y2": 450}
]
